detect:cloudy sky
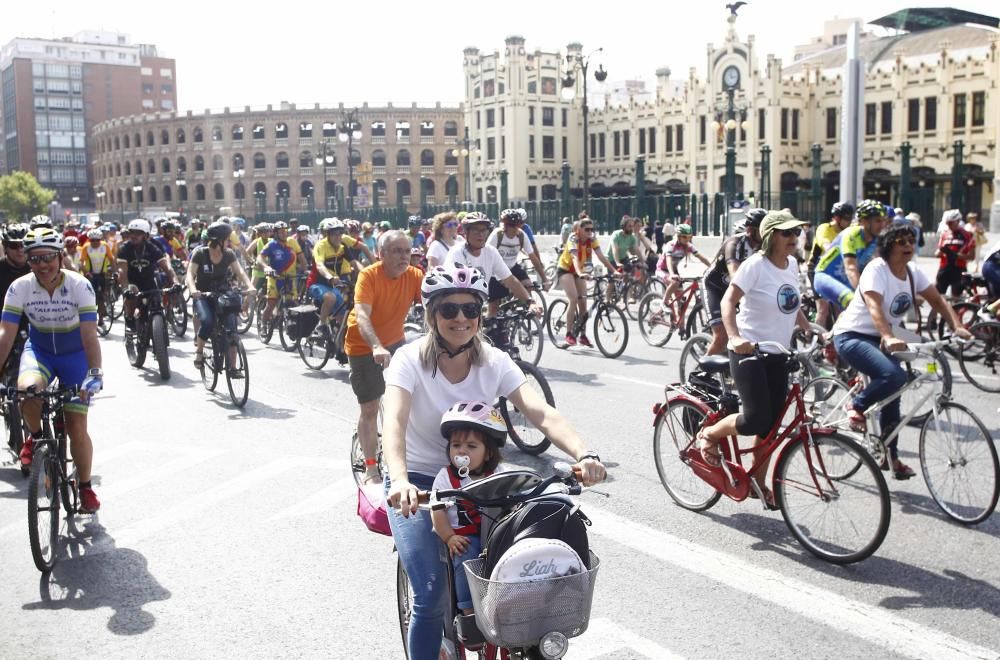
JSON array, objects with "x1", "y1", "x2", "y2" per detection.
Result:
[{"x1": 5, "y1": 0, "x2": 998, "y2": 112}]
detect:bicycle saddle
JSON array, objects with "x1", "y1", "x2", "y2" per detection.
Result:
[{"x1": 696, "y1": 355, "x2": 731, "y2": 374}]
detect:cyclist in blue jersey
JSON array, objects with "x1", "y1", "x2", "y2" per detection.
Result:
[
  {"x1": 406, "y1": 216, "x2": 427, "y2": 253},
  {"x1": 0, "y1": 228, "x2": 104, "y2": 512},
  {"x1": 813, "y1": 199, "x2": 890, "y2": 310},
  {"x1": 256, "y1": 220, "x2": 307, "y2": 325}
]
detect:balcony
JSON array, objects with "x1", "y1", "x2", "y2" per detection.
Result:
[
  {"x1": 373, "y1": 166, "x2": 386, "y2": 175},
  {"x1": 419, "y1": 136, "x2": 434, "y2": 144},
  {"x1": 397, "y1": 166, "x2": 411, "y2": 174},
  {"x1": 371, "y1": 136, "x2": 386, "y2": 144},
  {"x1": 276, "y1": 167, "x2": 289, "y2": 176},
  {"x1": 421, "y1": 166, "x2": 435, "y2": 174},
  {"x1": 276, "y1": 138, "x2": 288, "y2": 147}
]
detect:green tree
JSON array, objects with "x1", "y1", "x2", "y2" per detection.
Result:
[{"x1": 0, "y1": 171, "x2": 56, "y2": 221}]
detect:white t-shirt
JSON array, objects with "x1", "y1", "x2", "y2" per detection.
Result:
[
  {"x1": 833, "y1": 258, "x2": 931, "y2": 338},
  {"x1": 432, "y1": 464, "x2": 507, "y2": 529},
  {"x1": 444, "y1": 242, "x2": 512, "y2": 282},
  {"x1": 426, "y1": 236, "x2": 464, "y2": 267},
  {"x1": 488, "y1": 228, "x2": 534, "y2": 268},
  {"x1": 731, "y1": 253, "x2": 801, "y2": 353},
  {"x1": 384, "y1": 342, "x2": 526, "y2": 477}
]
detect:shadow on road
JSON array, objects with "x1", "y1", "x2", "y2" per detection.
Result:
[
  {"x1": 22, "y1": 519, "x2": 170, "y2": 635},
  {"x1": 540, "y1": 367, "x2": 602, "y2": 387},
  {"x1": 891, "y1": 488, "x2": 1000, "y2": 539}
]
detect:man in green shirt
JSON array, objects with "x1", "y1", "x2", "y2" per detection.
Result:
[{"x1": 608, "y1": 215, "x2": 640, "y2": 269}]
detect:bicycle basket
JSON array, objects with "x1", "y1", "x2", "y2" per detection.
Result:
[
  {"x1": 216, "y1": 291, "x2": 243, "y2": 314},
  {"x1": 463, "y1": 550, "x2": 600, "y2": 648}
]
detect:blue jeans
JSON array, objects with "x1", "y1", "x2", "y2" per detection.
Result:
[
  {"x1": 452, "y1": 535, "x2": 481, "y2": 611},
  {"x1": 833, "y1": 332, "x2": 907, "y2": 459},
  {"x1": 194, "y1": 297, "x2": 237, "y2": 341},
  {"x1": 386, "y1": 472, "x2": 447, "y2": 660}
]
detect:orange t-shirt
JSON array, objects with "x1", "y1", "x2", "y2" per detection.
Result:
[{"x1": 344, "y1": 263, "x2": 423, "y2": 356}]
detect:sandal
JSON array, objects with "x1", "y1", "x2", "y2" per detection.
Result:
[
  {"x1": 846, "y1": 407, "x2": 867, "y2": 433},
  {"x1": 193, "y1": 352, "x2": 206, "y2": 368},
  {"x1": 698, "y1": 431, "x2": 721, "y2": 467}
]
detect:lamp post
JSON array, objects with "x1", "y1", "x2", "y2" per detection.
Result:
[
  {"x1": 234, "y1": 168, "x2": 245, "y2": 217},
  {"x1": 562, "y1": 47, "x2": 607, "y2": 213},
  {"x1": 254, "y1": 190, "x2": 266, "y2": 215},
  {"x1": 315, "y1": 141, "x2": 335, "y2": 213},
  {"x1": 450, "y1": 127, "x2": 481, "y2": 204},
  {"x1": 709, "y1": 92, "x2": 748, "y2": 201},
  {"x1": 131, "y1": 177, "x2": 143, "y2": 216},
  {"x1": 95, "y1": 189, "x2": 106, "y2": 217},
  {"x1": 118, "y1": 189, "x2": 125, "y2": 218},
  {"x1": 339, "y1": 107, "x2": 363, "y2": 214}
]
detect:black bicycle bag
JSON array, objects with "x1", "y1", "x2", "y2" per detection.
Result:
[{"x1": 482, "y1": 498, "x2": 591, "y2": 576}]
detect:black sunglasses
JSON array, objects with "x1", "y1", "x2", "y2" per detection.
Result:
[
  {"x1": 27, "y1": 252, "x2": 60, "y2": 265},
  {"x1": 779, "y1": 228, "x2": 802, "y2": 237},
  {"x1": 438, "y1": 302, "x2": 482, "y2": 320}
]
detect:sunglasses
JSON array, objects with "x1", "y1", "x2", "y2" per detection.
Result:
[
  {"x1": 27, "y1": 252, "x2": 60, "y2": 265},
  {"x1": 438, "y1": 302, "x2": 482, "y2": 320},
  {"x1": 893, "y1": 236, "x2": 916, "y2": 246},
  {"x1": 444, "y1": 222, "x2": 458, "y2": 228},
  {"x1": 779, "y1": 228, "x2": 802, "y2": 237}
]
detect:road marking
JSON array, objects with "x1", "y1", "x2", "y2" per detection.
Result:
[
  {"x1": 267, "y1": 476, "x2": 355, "y2": 521},
  {"x1": 603, "y1": 373, "x2": 664, "y2": 390},
  {"x1": 585, "y1": 506, "x2": 997, "y2": 660},
  {"x1": 572, "y1": 618, "x2": 684, "y2": 659}
]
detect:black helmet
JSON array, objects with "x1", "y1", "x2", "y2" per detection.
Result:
[
  {"x1": 856, "y1": 199, "x2": 886, "y2": 220},
  {"x1": 206, "y1": 221, "x2": 233, "y2": 243},
  {"x1": 3, "y1": 223, "x2": 29, "y2": 243},
  {"x1": 744, "y1": 208, "x2": 767, "y2": 227},
  {"x1": 831, "y1": 202, "x2": 855, "y2": 219}
]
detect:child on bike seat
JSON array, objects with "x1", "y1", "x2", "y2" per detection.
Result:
[
  {"x1": 656, "y1": 223, "x2": 712, "y2": 307},
  {"x1": 430, "y1": 400, "x2": 508, "y2": 614}
]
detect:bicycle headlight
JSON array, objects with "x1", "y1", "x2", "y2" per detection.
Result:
[{"x1": 539, "y1": 631, "x2": 569, "y2": 659}]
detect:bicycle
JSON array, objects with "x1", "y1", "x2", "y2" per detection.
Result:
[
  {"x1": 605, "y1": 257, "x2": 652, "y2": 320},
  {"x1": 1, "y1": 331, "x2": 27, "y2": 469},
  {"x1": 296, "y1": 282, "x2": 352, "y2": 371},
  {"x1": 106, "y1": 271, "x2": 124, "y2": 321},
  {"x1": 397, "y1": 465, "x2": 600, "y2": 660},
  {"x1": 637, "y1": 276, "x2": 708, "y2": 347},
  {"x1": 163, "y1": 283, "x2": 189, "y2": 338},
  {"x1": 545, "y1": 274, "x2": 629, "y2": 358},
  {"x1": 256, "y1": 272, "x2": 299, "y2": 351},
  {"x1": 958, "y1": 319, "x2": 1000, "y2": 393},
  {"x1": 484, "y1": 300, "x2": 544, "y2": 367},
  {"x1": 4, "y1": 384, "x2": 85, "y2": 572},
  {"x1": 653, "y1": 340, "x2": 891, "y2": 564},
  {"x1": 801, "y1": 337, "x2": 998, "y2": 524},
  {"x1": 124, "y1": 286, "x2": 176, "y2": 381},
  {"x1": 196, "y1": 290, "x2": 251, "y2": 408}
]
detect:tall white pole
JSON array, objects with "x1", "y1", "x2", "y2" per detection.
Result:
[{"x1": 840, "y1": 21, "x2": 864, "y2": 203}]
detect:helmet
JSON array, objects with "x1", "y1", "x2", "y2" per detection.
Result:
[
  {"x1": 108, "y1": 223, "x2": 119, "y2": 231},
  {"x1": 676, "y1": 223, "x2": 693, "y2": 236},
  {"x1": 64, "y1": 235, "x2": 79, "y2": 247},
  {"x1": 190, "y1": 218, "x2": 203, "y2": 226},
  {"x1": 461, "y1": 211, "x2": 491, "y2": 227},
  {"x1": 856, "y1": 199, "x2": 887, "y2": 220},
  {"x1": 516, "y1": 208, "x2": 528, "y2": 222},
  {"x1": 257, "y1": 222, "x2": 273, "y2": 233},
  {"x1": 421, "y1": 265, "x2": 489, "y2": 305},
  {"x1": 346, "y1": 220, "x2": 361, "y2": 232},
  {"x1": 410, "y1": 247, "x2": 424, "y2": 256},
  {"x1": 23, "y1": 227, "x2": 63, "y2": 251},
  {"x1": 272, "y1": 221, "x2": 289, "y2": 231},
  {"x1": 379, "y1": 221, "x2": 392, "y2": 230},
  {"x1": 500, "y1": 208, "x2": 520, "y2": 223},
  {"x1": 320, "y1": 218, "x2": 345, "y2": 232},
  {"x1": 407, "y1": 215, "x2": 424, "y2": 227},
  {"x1": 440, "y1": 400, "x2": 508, "y2": 446},
  {"x1": 296, "y1": 224, "x2": 310, "y2": 233},
  {"x1": 29, "y1": 215, "x2": 52, "y2": 229},
  {"x1": 87, "y1": 228, "x2": 103, "y2": 241},
  {"x1": 361, "y1": 222, "x2": 373, "y2": 232},
  {"x1": 744, "y1": 208, "x2": 767, "y2": 227},
  {"x1": 128, "y1": 218, "x2": 152, "y2": 234},
  {"x1": 3, "y1": 223, "x2": 29, "y2": 243},
  {"x1": 942, "y1": 209, "x2": 963, "y2": 224},
  {"x1": 206, "y1": 221, "x2": 233, "y2": 243},
  {"x1": 232, "y1": 217, "x2": 246, "y2": 228}
]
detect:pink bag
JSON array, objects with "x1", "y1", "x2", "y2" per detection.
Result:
[{"x1": 357, "y1": 483, "x2": 391, "y2": 536}]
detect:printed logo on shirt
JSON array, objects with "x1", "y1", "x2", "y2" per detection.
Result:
[
  {"x1": 776, "y1": 284, "x2": 800, "y2": 314},
  {"x1": 890, "y1": 293, "x2": 912, "y2": 318}
]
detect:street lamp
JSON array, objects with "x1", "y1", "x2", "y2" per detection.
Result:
[
  {"x1": 709, "y1": 87, "x2": 749, "y2": 201},
  {"x1": 450, "y1": 127, "x2": 481, "y2": 204},
  {"x1": 132, "y1": 177, "x2": 143, "y2": 215},
  {"x1": 254, "y1": 190, "x2": 266, "y2": 215},
  {"x1": 562, "y1": 47, "x2": 607, "y2": 213},
  {"x1": 234, "y1": 168, "x2": 245, "y2": 216},
  {"x1": 95, "y1": 189, "x2": 106, "y2": 216},
  {"x1": 315, "y1": 141, "x2": 336, "y2": 213},
  {"x1": 339, "y1": 107, "x2": 363, "y2": 214}
]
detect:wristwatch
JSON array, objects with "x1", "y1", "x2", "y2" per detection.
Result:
[
  {"x1": 87, "y1": 368, "x2": 103, "y2": 378},
  {"x1": 577, "y1": 451, "x2": 601, "y2": 463}
]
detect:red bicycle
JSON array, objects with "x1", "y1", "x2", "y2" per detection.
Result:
[
  {"x1": 636, "y1": 276, "x2": 708, "y2": 347},
  {"x1": 652, "y1": 340, "x2": 891, "y2": 564}
]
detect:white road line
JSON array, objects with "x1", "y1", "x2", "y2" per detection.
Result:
[
  {"x1": 572, "y1": 618, "x2": 685, "y2": 659},
  {"x1": 267, "y1": 476, "x2": 355, "y2": 521},
  {"x1": 603, "y1": 373, "x2": 665, "y2": 390},
  {"x1": 586, "y1": 506, "x2": 997, "y2": 660}
]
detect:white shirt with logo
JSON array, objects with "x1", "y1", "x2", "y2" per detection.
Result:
[
  {"x1": 833, "y1": 258, "x2": 931, "y2": 338},
  {"x1": 731, "y1": 253, "x2": 801, "y2": 353},
  {"x1": 488, "y1": 228, "x2": 534, "y2": 268},
  {"x1": 443, "y1": 242, "x2": 512, "y2": 282}
]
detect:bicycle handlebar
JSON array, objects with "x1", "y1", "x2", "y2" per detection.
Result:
[
  {"x1": 416, "y1": 466, "x2": 582, "y2": 511},
  {"x1": 0, "y1": 384, "x2": 81, "y2": 401}
]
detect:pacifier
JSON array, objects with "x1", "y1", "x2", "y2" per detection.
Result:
[{"x1": 452, "y1": 454, "x2": 471, "y2": 478}]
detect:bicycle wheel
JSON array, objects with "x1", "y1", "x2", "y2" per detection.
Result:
[
  {"x1": 919, "y1": 401, "x2": 999, "y2": 525},
  {"x1": 350, "y1": 430, "x2": 385, "y2": 488},
  {"x1": 637, "y1": 292, "x2": 673, "y2": 347},
  {"x1": 622, "y1": 280, "x2": 645, "y2": 320},
  {"x1": 545, "y1": 298, "x2": 570, "y2": 349},
  {"x1": 3, "y1": 394, "x2": 24, "y2": 456},
  {"x1": 775, "y1": 431, "x2": 890, "y2": 564},
  {"x1": 168, "y1": 292, "x2": 188, "y2": 337},
  {"x1": 900, "y1": 350, "x2": 951, "y2": 424},
  {"x1": 529, "y1": 286, "x2": 546, "y2": 316},
  {"x1": 958, "y1": 321, "x2": 1000, "y2": 393},
  {"x1": 277, "y1": 310, "x2": 299, "y2": 352},
  {"x1": 256, "y1": 298, "x2": 274, "y2": 344},
  {"x1": 678, "y1": 333, "x2": 711, "y2": 383},
  {"x1": 108, "y1": 287, "x2": 124, "y2": 320},
  {"x1": 127, "y1": 324, "x2": 147, "y2": 368},
  {"x1": 653, "y1": 399, "x2": 722, "y2": 511},
  {"x1": 396, "y1": 558, "x2": 414, "y2": 658},
  {"x1": 512, "y1": 315, "x2": 544, "y2": 366},
  {"x1": 236, "y1": 304, "x2": 254, "y2": 335},
  {"x1": 684, "y1": 301, "x2": 708, "y2": 340},
  {"x1": 27, "y1": 445, "x2": 59, "y2": 572},
  {"x1": 298, "y1": 327, "x2": 331, "y2": 370},
  {"x1": 201, "y1": 340, "x2": 220, "y2": 392},
  {"x1": 936, "y1": 301, "x2": 979, "y2": 347},
  {"x1": 225, "y1": 336, "x2": 250, "y2": 408},
  {"x1": 151, "y1": 314, "x2": 171, "y2": 380},
  {"x1": 644, "y1": 276, "x2": 666, "y2": 299},
  {"x1": 96, "y1": 308, "x2": 113, "y2": 337},
  {"x1": 593, "y1": 303, "x2": 629, "y2": 358},
  {"x1": 499, "y1": 360, "x2": 554, "y2": 455}
]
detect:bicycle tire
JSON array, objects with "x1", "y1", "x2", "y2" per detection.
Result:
[
  {"x1": 936, "y1": 301, "x2": 979, "y2": 347},
  {"x1": 545, "y1": 298, "x2": 570, "y2": 349},
  {"x1": 529, "y1": 286, "x2": 547, "y2": 317},
  {"x1": 775, "y1": 431, "x2": 890, "y2": 564},
  {"x1": 958, "y1": 321, "x2": 1000, "y2": 393},
  {"x1": 919, "y1": 401, "x2": 999, "y2": 525},
  {"x1": 168, "y1": 292, "x2": 188, "y2": 337},
  {"x1": 678, "y1": 333, "x2": 711, "y2": 383},
  {"x1": 512, "y1": 314, "x2": 544, "y2": 367},
  {"x1": 593, "y1": 303, "x2": 629, "y2": 358},
  {"x1": 151, "y1": 314, "x2": 171, "y2": 380},
  {"x1": 201, "y1": 340, "x2": 220, "y2": 392},
  {"x1": 128, "y1": 324, "x2": 148, "y2": 368},
  {"x1": 653, "y1": 399, "x2": 722, "y2": 511},
  {"x1": 256, "y1": 298, "x2": 274, "y2": 344},
  {"x1": 225, "y1": 336, "x2": 250, "y2": 408},
  {"x1": 644, "y1": 276, "x2": 666, "y2": 299},
  {"x1": 396, "y1": 557, "x2": 414, "y2": 658},
  {"x1": 236, "y1": 305, "x2": 253, "y2": 335},
  {"x1": 298, "y1": 330, "x2": 331, "y2": 370},
  {"x1": 27, "y1": 445, "x2": 59, "y2": 572},
  {"x1": 58, "y1": 432, "x2": 75, "y2": 515},
  {"x1": 3, "y1": 395, "x2": 24, "y2": 457},
  {"x1": 108, "y1": 287, "x2": 124, "y2": 320},
  {"x1": 499, "y1": 360, "x2": 554, "y2": 455},
  {"x1": 350, "y1": 431, "x2": 385, "y2": 488},
  {"x1": 96, "y1": 308, "x2": 113, "y2": 337},
  {"x1": 277, "y1": 309, "x2": 298, "y2": 352},
  {"x1": 623, "y1": 279, "x2": 645, "y2": 321},
  {"x1": 637, "y1": 292, "x2": 672, "y2": 347},
  {"x1": 684, "y1": 301, "x2": 707, "y2": 340}
]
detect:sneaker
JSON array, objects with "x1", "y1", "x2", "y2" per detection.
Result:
[
  {"x1": 564, "y1": 334, "x2": 577, "y2": 346},
  {"x1": 227, "y1": 367, "x2": 244, "y2": 380},
  {"x1": 19, "y1": 435, "x2": 34, "y2": 468},
  {"x1": 79, "y1": 487, "x2": 101, "y2": 513},
  {"x1": 977, "y1": 308, "x2": 997, "y2": 323},
  {"x1": 578, "y1": 335, "x2": 593, "y2": 348},
  {"x1": 318, "y1": 323, "x2": 332, "y2": 339},
  {"x1": 193, "y1": 352, "x2": 206, "y2": 368}
]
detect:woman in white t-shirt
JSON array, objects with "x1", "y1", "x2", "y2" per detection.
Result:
[
  {"x1": 425, "y1": 212, "x2": 463, "y2": 268},
  {"x1": 382, "y1": 265, "x2": 606, "y2": 659},
  {"x1": 832, "y1": 222, "x2": 972, "y2": 479},
  {"x1": 698, "y1": 211, "x2": 814, "y2": 507}
]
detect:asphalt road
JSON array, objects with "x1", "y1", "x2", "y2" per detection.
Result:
[{"x1": 0, "y1": 269, "x2": 998, "y2": 659}]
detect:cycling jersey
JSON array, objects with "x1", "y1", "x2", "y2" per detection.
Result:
[
  {"x1": 260, "y1": 238, "x2": 302, "y2": 276},
  {"x1": 1, "y1": 270, "x2": 97, "y2": 355},
  {"x1": 815, "y1": 225, "x2": 877, "y2": 285},
  {"x1": 153, "y1": 235, "x2": 174, "y2": 257},
  {"x1": 313, "y1": 236, "x2": 357, "y2": 278},
  {"x1": 81, "y1": 242, "x2": 112, "y2": 275},
  {"x1": 657, "y1": 239, "x2": 699, "y2": 271},
  {"x1": 704, "y1": 234, "x2": 753, "y2": 290},
  {"x1": 407, "y1": 231, "x2": 427, "y2": 250},
  {"x1": 809, "y1": 222, "x2": 841, "y2": 267},
  {"x1": 117, "y1": 239, "x2": 167, "y2": 290},
  {"x1": 557, "y1": 234, "x2": 600, "y2": 273}
]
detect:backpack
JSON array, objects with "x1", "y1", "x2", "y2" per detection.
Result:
[
  {"x1": 482, "y1": 498, "x2": 591, "y2": 577},
  {"x1": 496, "y1": 229, "x2": 526, "y2": 252}
]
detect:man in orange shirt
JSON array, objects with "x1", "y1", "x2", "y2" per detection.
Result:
[{"x1": 344, "y1": 230, "x2": 423, "y2": 483}]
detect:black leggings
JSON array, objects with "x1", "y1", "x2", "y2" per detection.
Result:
[{"x1": 730, "y1": 351, "x2": 790, "y2": 438}]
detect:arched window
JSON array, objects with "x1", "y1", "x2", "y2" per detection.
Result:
[
  {"x1": 126, "y1": 189, "x2": 132, "y2": 204},
  {"x1": 445, "y1": 150, "x2": 458, "y2": 167},
  {"x1": 252, "y1": 123, "x2": 264, "y2": 140},
  {"x1": 195, "y1": 155, "x2": 205, "y2": 172},
  {"x1": 444, "y1": 121, "x2": 458, "y2": 137},
  {"x1": 176, "y1": 128, "x2": 186, "y2": 144},
  {"x1": 115, "y1": 163, "x2": 121, "y2": 177},
  {"x1": 135, "y1": 133, "x2": 142, "y2": 147},
  {"x1": 193, "y1": 127, "x2": 203, "y2": 143},
  {"x1": 162, "y1": 157, "x2": 171, "y2": 173},
  {"x1": 114, "y1": 136, "x2": 120, "y2": 150},
  {"x1": 372, "y1": 149, "x2": 386, "y2": 166},
  {"x1": 420, "y1": 121, "x2": 434, "y2": 137},
  {"x1": 163, "y1": 186, "x2": 172, "y2": 202},
  {"x1": 233, "y1": 153, "x2": 244, "y2": 171},
  {"x1": 350, "y1": 148, "x2": 361, "y2": 167},
  {"x1": 397, "y1": 150, "x2": 411, "y2": 166},
  {"x1": 397, "y1": 178, "x2": 411, "y2": 196},
  {"x1": 232, "y1": 125, "x2": 244, "y2": 141},
  {"x1": 212, "y1": 126, "x2": 223, "y2": 142},
  {"x1": 147, "y1": 130, "x2": 155, "y2": 146},
  {"x1": 420, "y1": 149, "x2": 434, "y2": 167},
  {"x1": 300, "y1": 181, "x2": 314, "y2": 198},
  {"x1": 276, "y1": 152, "x2": 289, "y2": 169},
  {"x1": 136, "y1": 160, "x2": 143, "y2": 175},
  {"x1": 254, "y1": 182, "x2": 267, "y2": 202},
  {"x1": 322, "y1": 121, "x2": 337, "y2": 138},
  {"x1": 299, "y1": 150, "x2": 313, "y2": 168},
  {"x1": 371, "y1": 121, "x2": 386, "y2": 136},
  {"x1": 179, "y1": 183, "x2": 188, "y2": 201},
  {"x1": 422, "y1": 178, "x2": 435, "y2": 196},
  {"x1": 177, "y1": 156, "x2": 187, "y2": 173},
  {"x1": 299, "y1": 122, "x2": 312, "y2": 138},
  {"x1": 277, "y1": 181, "x2": 291, "y2": 197},
  {"x1": 149, "y1": 187, "x2": 158, "y2": 202},
  {"x1": 147, "y1": 159, "x2": 156, "y2": 174},
  {"x1": 275, "y1": 122, "x2": 288, "y2": 139},
  {"x1": 253, "y1": 152, "x2": 266, "y2": 170},
  {"x1": 161, "y1": 129, "x2": 170, "y2": 145},
  {"x1": 212, "y1": 154, "x2": 223, "y2": 171},
  {"x1": 123, "y1": 135, "x2": 130, "y2": 149},
  {"x1": 195, "y1": 184, "x2": 206, "y2": 200},
  {"x1": 124, "y1": 161, "x2": 131, "y2": 176},
  {"x1": 213, "y1": 183, "x2": 225, "y2": 200},
  {"x1": 234, "y1": 182, "x2": 245, "y2": 200}
]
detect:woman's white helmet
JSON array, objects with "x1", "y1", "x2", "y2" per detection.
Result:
[{"x1": 420, "y1": 266, "x2": 489, "y2": 305}]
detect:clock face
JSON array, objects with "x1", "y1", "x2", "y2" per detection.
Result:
[{"x1": 723, "y1": 66, "x2": 740, "y2": 88}]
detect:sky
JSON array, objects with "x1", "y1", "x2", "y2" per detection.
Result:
[{"x1": 5, "y1": 0, "x2": 999, "y2": 113}]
